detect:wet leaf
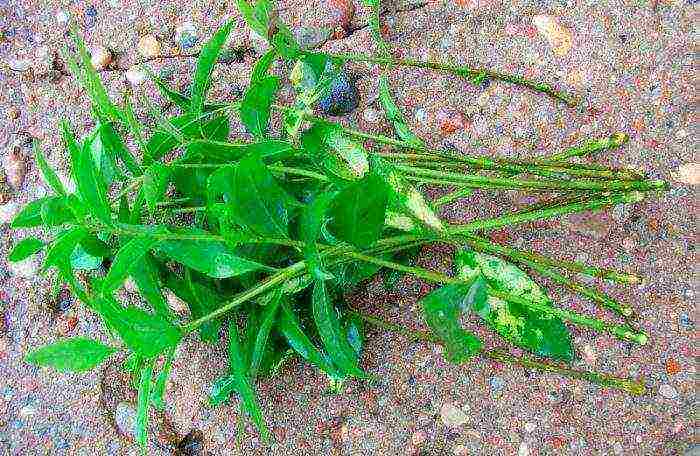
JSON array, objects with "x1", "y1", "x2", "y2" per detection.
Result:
[
  {"x1": 300, "y1": 192, "x2": 335, "y2": 280},
  {"x1": 34, "y1": 141, "x2": 66, "y2": 196},
  {"x1": 420, "y1": 280, "x2": 485, "y2": 363},
  {"x1": 302, "y1": 122, "x2": 369, "y2": 181},
  {"x1": 135, "y1": 359, "x2": 154, "y2": 453},
  {"x1": 103, "y1": 236, "x2": 161, "y2": 294},
  {"x1": 143, "y1": 162, "x2": 171, "y2": 213},
  {"x1": 455, "y1": 250, "x2": 573, "y2": 361},
  {"x1": 251, "y1": 48, "x2": 277, "y2": 84},
  {"x1": 236, "y1": 0, "x2": 272, "y2": 38}
]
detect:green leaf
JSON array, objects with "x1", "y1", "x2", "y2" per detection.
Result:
[
  {"x1": 80, "y1": 234, "x2": 111, "y2": 258},
  {"x1": 150, "y1": 346, "x2": 175, "y2": 410},
  {"x1": 62, "y1": 120, "x2": 112, "y2": 224},
  {"x1": 312, "y1": 280, "x2": 365, "y2": 378},
  {"x1": 251, "y1": 48, "x2": 277, "y2": 84},
  {"x1": 300, "y1": 193, "x2": 335, "y2": 281},
  {"x1": 8, "y1": 237, "x2": 44, "y2": 262},
  {"x1": 103, "y1": 236, "x2": 161, "y2": 294},
  {"x1": 25, "y1": 337, "x2": 116, "y2": 372},
  {"x1": 70, "y1": 243, "x2": 103, "y2": 271},
  {"x1": 99, "y1": 122, "x2": 141, "y2": 175},
  {"x1": 143, "y1": 163, "x2": 171, "y2": 213},
  {"x1": 33, "y1": 141, "x2": 66, "y2": 196},
  {"x1": 344, "y1": 313, "x2": 364, "y2": 358},
  {"x1": 420, "y1": 281, "x2": 484, "y2": 363},
  {"x1": 226, "y1": 152, "x2": 300, "y2": 237},
  {"x1": 11, "y1": 196, "x2": 63, "y2": 228},
  {"x1": 191, "y1": 20, "x2": 235, "y2": 114},
  {"x1": 135, "y1": 359, "x2": 154, "y2": 453},
  {"x1": 240, "y1": 76, "x2": 280, "y2": 139},
  {"x1": 237, "y1": 0, "x2": 272, "y2": 38},
  {"x1": 86, "y1": 126, "x2": 123, "y2": 185},
  {"x1": 301, "y1": 122, "x2": 369, "y2": 181},
  {"x1": 183, "y1": 139, "x2": 297, "y2": 165},
  {"x1": 40, "y1": 196, "x2": 77, "y2": 226},
  {"x1": 94, "y1": 296, "x2": 182, "y2": 358},
  {"x1": 277, "y1": 300, "x2": 342, "y2": 379},
  {"x1": 131, "y1": 255, "x2": 175, "y2": 321},
  {"x1": 272, "y1": 25, "x2": 300, "y2": 59},
  {"x1": 163, "y1": 269, "x2": 221, "y2": 342},
  {"x1": 67, "y1": 30, "x2": 123, "y2": 122},
  {"x1": 157, "y1": 228, "x2": 271, "y2": 278},
  {"x1": 455, "y1": 250, "x2": 573, "y2": 361},
  {"x1": 378, "y1": 75, "x2": 424, "y2": 148},
  {"x1": 371, "y1": 155, "x2": 445, "y2": 233},
  {"x1": 44, "y1": 227, "x2": 88, "y2": 271},
  {"x1": 249, "y1": 292, "x2": 283, "y2": 378},
  {"x1": 146, "y1": 113, "x2": 230, "y2": 163},
  {"x1": 328, "y1": 172, "x2": 388, "y2": 249}
]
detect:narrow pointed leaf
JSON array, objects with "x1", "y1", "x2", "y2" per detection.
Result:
[
  {"x1": 34, "y1": 141, "x2": 66, "y2": 196},
  {"x1": 221, "y1": 319, "x2": 270, "y2": 439},
  {"x1": 249, "y1": 292, "x2": 283, "y2": 378},
  {"x1": 378, "y1": 75, "x2": 425, "y2": 148},
  {"x1": 150, "y1": 346, "x2": 175, "y2": 410},
  {"x1": 25, "y1": 337, "x2": 116, "y2": 372},
  {"x1": 9, "y1": 237, "x2": 44, "y2": 262},
  {"x1": 312, "y1": 280, "x2": 365, "y2": 377},
  {"x1": 40, "y1": 196, "x2": 77, "y2": 226},
  {"x1": 301, "y1": 122, "x2": 369, "y2": 181},
  {"x1": 62, "y1": 121, "x2": 112, "y2": 224},
  {"x1": 300, "y1": 193, "x2": 335, "y2": 280},
  {"x1": 11, "y1": 196, "x2": 65, "y2": 228},
  {"x1": 135, "y1": 359, "x2": 154, "y2": 453},
  {"x1": 131, "y1": 255, "x2": 175, "y2": 321},
  {"x1": 236, "y1": 0, "x2": 271, "y2": 38},
  {"x1": 100, "y1": 122, "x2": 141, "y2": 175},
  {"x1": 103, "y1": 236, "x2": 161, "y2": 294},
  {"x1": 191, "y1": 20, "x2": 235, "y2": 114},
  {"x1": 157, "y1": 228, "x2": 271, "y2": 278},
  {"x1": 251, "y1": 48, "x2": 277, "y2": 84},
  {"x1": 240, "y1": 76, "x2": 279, "y2": 138},
  {"x1": 277, "y1": 300, "x2": 342, "y2": 379}
]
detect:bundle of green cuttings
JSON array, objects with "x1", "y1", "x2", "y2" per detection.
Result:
[{"x1": 8, "y1": 0, "x2": 668, "y2": 449}]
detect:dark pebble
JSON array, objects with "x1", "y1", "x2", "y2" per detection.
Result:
[
  {"x1": 318, "y1": 72, "x2": 359, "y2": 116},
  {"x1": 176, "y1": 429, "x2": 205, "y2": 456}
]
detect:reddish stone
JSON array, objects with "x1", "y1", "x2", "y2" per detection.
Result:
[{"x1": 666, "y1": 359, "x2": 681, "y2": 376}]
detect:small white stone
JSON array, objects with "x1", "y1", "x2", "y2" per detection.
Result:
[
  {"x1": 6, "y1": 58, "x2": 31, "y2": 72},
  {"x1": 440, "y1": 403, "x2": 469, "y2": 427},
  {"x1": 33, "y1": 45, "x2": 55, "y2": 77},
  {"x1": 0, "y1": 202, "x2": 19, "y2": 224},
  {"x1": 581, "y1": 343, "x2": 597, "y2": 365},
  {"x1": 518, "y1": 442, "x2": 530, "y2": 456},
  {"x1": 137, "y1": 34, "x2": 161, "y2": 58},
  {"x1": 175, "y1": 22, "x2": 199, "y2": 49},
  {"x1": 362, "y1": 108, "x2": 380, "y2": 123},
  {"x1": 476, "y1": 90, "x2": 490, "y2": 108},
  {"x1": 56, "y1": 11, "x2": 70, "y2": 24},
  {"x1": 19, "y1": 405, "x2": 37, "y2": 418},
  {"x1": 114, "y1": 402, "x2": 137, "y2": 438},
  {"x1": 532, "y1": 15, "x2": 573, "y2": 57},
  {"x1": 89, "y1": 45, "x2": 112, "y2": 70},
  {"x1": 612, "y1": 442, "x2": 624, "y2": 455},
  {"x1": 414, "y1": 108, "x2": 427, "y2": 124},
  {"x1": 165, "y1": 290, "x2": 189, "y2": 316},
  {"x1": 674, "y1": 163, "x2": 700, "y2": 186},
  {"x1": 658, "y1": 383, "x2": 678, "y2": 399},
  {"x1": 125, "y1": 66, "x2": 147, "y2": 86},
  {"x1": 9, "y1": 257, "x2": 39, "y2": 279},
  {"x1": 523, "y1": 421, "x2": 537, "y2": 433},
  {"x1": 675, "y1": 129, "x2": 688, "y2": 139}
]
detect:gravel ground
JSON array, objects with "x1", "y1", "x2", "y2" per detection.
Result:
[{"x1": 0, "y1": 0, "x2": 696, "y2": 455}]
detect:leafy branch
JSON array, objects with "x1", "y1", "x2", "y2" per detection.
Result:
[{"x1": 7, "y1": 1, "x2": 668, "y2": 452}]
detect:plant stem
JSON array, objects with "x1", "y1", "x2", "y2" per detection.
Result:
[
  {"x1": 537, "y1": 132, "x2": 629, "y2": 163},
  {"x1": 170, "y1": 163, "x2": 329, "y2": 182},
  {"x1": 396, "y1": 163, "x2": 666, "y2": 193},
  {"x1": 447, "y1": 192, "x2": 644, "y2": 234},
  {"x1": 342, "y1": 251, "x2": 646, "y2": 344},
  {"x1": 351, "y1": 310, "x2": 645, "y2": 395},
  {"x1": 321, "y1": 51, "x2": 579, "y2": 107},
  {"x1": 454, "y1": 234, "x2": 633, "y2": 317},
  {"x1": 433, "y1": 188, "x2": 474, "y2": 207}
]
